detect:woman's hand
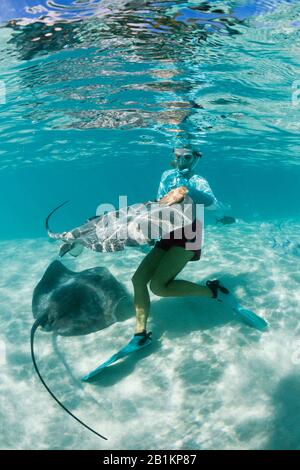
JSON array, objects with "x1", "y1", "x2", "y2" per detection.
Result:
[{"x1": 158, "y1": 186, "x2": 188, "y2": 206}]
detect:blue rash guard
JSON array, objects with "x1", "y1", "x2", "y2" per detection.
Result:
[{"x1": 157, "y1": 168, "x2": 219, "y2": 210}]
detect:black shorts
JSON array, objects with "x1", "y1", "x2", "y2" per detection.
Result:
[{"x1": 154, "y1": 219, "x2": 202, "y2": 262}]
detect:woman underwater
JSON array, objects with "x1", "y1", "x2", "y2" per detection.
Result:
[
  {"x1": 47, "y1": 145, "x2": 267, "y2": 356},
  {"x1": 131, "y1": 146, "x2": 231, "y2": 346}
]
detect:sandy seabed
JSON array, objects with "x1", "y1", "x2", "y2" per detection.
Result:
[{"x1": 0, "y1": 220, "x2": 300, "y2": 450}]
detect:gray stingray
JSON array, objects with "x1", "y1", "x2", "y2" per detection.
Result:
[
  {"x1": 216, "y1": 216, "x2": 236, "y2": 225},
  {"x1": 32, "y1": 260, "x2": 132, "y2": 336}
]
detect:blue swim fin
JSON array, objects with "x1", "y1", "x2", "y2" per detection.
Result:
[
  {"x1": 81, "y1": 332, "x2": 152, "y2": 381},
  {"x1": 206, "y1": 279, "x2": 268, "y2": 331},
  {"x1": 233, "y1": 304, "x2": 268, "y2": 331}
]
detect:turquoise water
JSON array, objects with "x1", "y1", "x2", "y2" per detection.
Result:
[{"x1": 1, "y1": 0, "x2": 300, "y2": 450}]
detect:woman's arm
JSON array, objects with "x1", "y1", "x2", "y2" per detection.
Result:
[
  {"x1": 156, "y1": 170, "x2": 169, "y2": 200},
  {"x1": 188, "y1": 175, "x2": 219, "y2": 209}
]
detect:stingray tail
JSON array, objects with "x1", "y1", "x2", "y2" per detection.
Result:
[
  {"x1": 30, "y1": 316, "x2": 108, "y2": 441},
  {"x1": 45, "y1": 201, "x2": 69, "y2": 240}
]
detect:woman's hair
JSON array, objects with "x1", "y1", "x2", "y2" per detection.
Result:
[{"x1": 192, "y1": 150, "x2": 202, "y2": 158}]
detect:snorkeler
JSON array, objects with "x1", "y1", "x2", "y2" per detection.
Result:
[
  {"x1": 45, "y1": 145, "x2": 267, "y2": 383},
  {"x1": 131, "y1": 146, "x2": 230, "y2": 344}
]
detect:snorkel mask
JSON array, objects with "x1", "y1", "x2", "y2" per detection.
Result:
[{"x1": 171, "y1": 147, "x2": 202, "y2": 174}]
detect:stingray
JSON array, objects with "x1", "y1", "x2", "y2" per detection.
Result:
[
  {"x1": 216, "y1": 216, "x2": 236, "y2": 225},
  {"x1": 32, "y1": 260, "x2": 131, "y2": 336},
  {"x1": 31, "y1": 260, "x2": 133, "y2": 441},
  {"x1": 46, "y1": 196, "x2": 195, "y2": 257}
]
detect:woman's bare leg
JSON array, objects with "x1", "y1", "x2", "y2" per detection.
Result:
[
  {"x1": 132, "y1": 247, "x2": 165, "y2": 334},
  {"x1": 149, "y1": 246, "x2": 213, "y2": 298}
]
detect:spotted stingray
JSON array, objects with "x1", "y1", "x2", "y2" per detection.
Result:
[{"x1": 46, "y1": 197, "x2": 195, "y2": 257}]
